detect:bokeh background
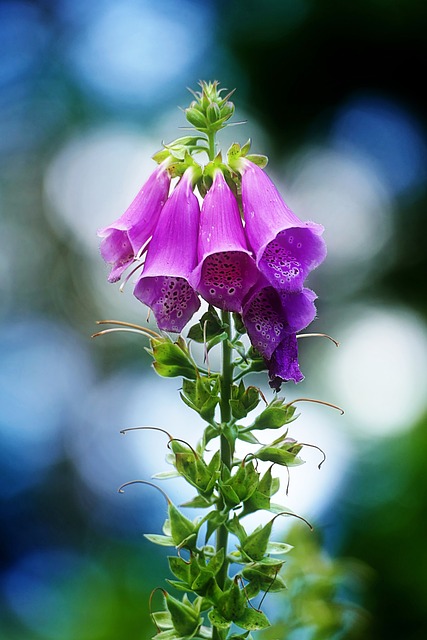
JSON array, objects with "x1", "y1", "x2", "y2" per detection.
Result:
[{"x1": 1, "y1": 0, "x2": 427, "y2": 638}]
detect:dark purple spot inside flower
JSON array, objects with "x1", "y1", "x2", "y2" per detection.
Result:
[
  {"x1": 259, "y1": 227, "x2": 325, "y2": 292},
  {"x1": 198, "y1": 251, "x2": 257, "y2": 312},
  {"x1": 134, "y1": 275, "x2": 200, "y2": 333},
  {"x1": 242, "y1": 286, "x2": 286, "y2": 360}
]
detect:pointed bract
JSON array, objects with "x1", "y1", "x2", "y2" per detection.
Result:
[
  {"x1": 240, "y1": 159, "x2": 326, "y2": 292},
  {"x1": 98, "y1": 161, "x2": 171, "y2": 282},
  {"x1": 190, "y1": 171, "x2": 258, "y2": 312},
  {"x1": 134, "y1": 169, "x2": 201, "y2": 332}
]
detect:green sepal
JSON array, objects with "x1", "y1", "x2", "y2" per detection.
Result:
[
  {"x1": 187, "y1": 305, "x2": 227, "y2": 352},
  {"x1": 240, "y1": 520, "x2": 274, "y2": 562},
  {"x1": 165, "y1": 579, "x2": 190, "y2": 592},
  {"x1": 201, "y1": 424, "x2": 220, "y2": 448},
  {"x1": 180, "y1": 495, "x2": 214, "y2": 509},
  {"x1": 228, "y1": 633, "x2": 253, "y2": 640},
  {"x1": 164, "y1": 592, "x2": 202, "y2": 637},
  {"x1": 168, "y1": 556, "x2": 191, "y2": 583},
  {"x1": 202, "y1": 510, "x2": 228, "y2": 544},
  {"x1": 151, "y1": 610, "x2": 173, "y2": 631},
  {"x1": 222, "y1": 422, "x2": 238, "y2": 451},
  {"x1": 266, "y1": 541, "x2": 293, "y2": 555},
  {"x1": 144, "y1": 534, "x2": 175, "y2": 547},
  {"x1": 174, "y1": 451, "x2": 213, "y2": 494},
  {"x1": 226, "y1": 514, "x2": 247, "y2": 544},
  {"x1": 245, "y1": 153, "x2": 268, "y2": 168},
  {"x1": 168, "y1": 503, "x2": 199, "y2": 550},
  {"x1": 180, "y1": 377, "x2": 220, "y2": 423},
  {"x1": 254, "y1": 441, "x2": 305, "y2": 467},
  {"x1": 207, "y1": 608, "x2": 231, "y2": 630},
  {"x1": 151, "y1": 470, "x2": 181, "y2": 480},
  {"x1": 237, "y1": 430, "x2": 261, "y2": 445},
  {"x1": 233, "y1": 313, "x2": 246, "y2": 335},
  {"x1": 148, "y1": 336, "x2": 197, "y2": 380},
  {"x1": 230, "y1": 382, "x2": 260, "y2": 420},
  {"x1": 220, "y1": 461, "x2": 259, "y2": 508},
  {"x1": 185, "y1": 107, "x2": 208, "y2": 130},
  {"x1": 248, "y1": 399, "x2": 297, "y2": 431},
  {"x1": 234, "y1": 607, "x2": 270, "y2": 631},
  {"x1": 241, "y1": 466, "x2": 279, "y2": 516},
  {"x1": 216, "y1": 579, "x2": 246, "y2": 621}
]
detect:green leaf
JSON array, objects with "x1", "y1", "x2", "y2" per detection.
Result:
[
  {"x1": 237, "y1": 430, "x2": 260, "y2": 445},
  {"x1": 180, "y1": 495, "x2": 214, "y2": 509},
  {"x1": 266, "y1": 541, "x2": 293, "y2": 555},
  {"x1": 203, "y1": 511, "x2": 228, "y2": 543},
  {"x1": 168, "y1": 556, "x2": 190, "y2": 582},
  {"x1": 165, "y1": 579, "x2": 190, "y2": 592},
  {"x1": 151, "y1": 470, "x2": 181, "y2": 480},
  {"x1": 144, "y1": 534, "x2": 175, "y2": 547},
  {"x1": 151, "y1": 610, "x2": 173, "y2": 630}
]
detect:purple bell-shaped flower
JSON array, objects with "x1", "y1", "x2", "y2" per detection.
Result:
[
  {"x1": 240, "y1": 159, "x2": 327, "y2": 293},
  {"x1": 133, "y1": 168, "x2": 201, "y2": 333},
  {"x1": 98, "y1": 161, "x2": 171, "y2": 283},
  {"x1": 190, "y1": 170, "x2": 258, "y2": 312},
  {"x1": 242, "y1": 276, "x2": 317, "y2": 385}
]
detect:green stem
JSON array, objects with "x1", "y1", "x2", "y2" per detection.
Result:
[
  {"x1": 208, "y1": 131, "x2": 231, "y2": 640},
  {"x1": 213, "y1": 312, "x2": 234, "y2": 640},
  {"x1": 207, "y1": 129, "x2": 216, "y2": 162}
]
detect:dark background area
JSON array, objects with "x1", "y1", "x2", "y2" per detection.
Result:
[{"x1": 1, "y1": 1, "x2": 427, "y2": 638}]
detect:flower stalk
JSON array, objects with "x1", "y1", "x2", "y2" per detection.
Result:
[{"x1": 94, "y1": 80, "x2": 341, "y2": 640}]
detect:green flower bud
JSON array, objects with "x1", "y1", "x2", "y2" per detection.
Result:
[
  {"x1": 164, "y1": 592, "x2": 201, "y2": 637},
  {"x1": 240, "y1": 520, "x2": 274, "y2": 561},
  {"x1": 168, "y1": 502, "x2": 198, "y2": 550},
  {"x1": 217, "y1": 578, "x2": 246, "y2": 621},
  {"x1": 148, "y1": 336, "x2": 197, "y2": 380},
  {"x1": 185, "y1": 107, "x2": 207, "y2": 130}
]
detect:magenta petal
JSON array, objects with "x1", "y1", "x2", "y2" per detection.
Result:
[
  {"x1": 135, "y1": 275, "x2": 200, "y2": 333},
  {"x1": 242, "y1": 278, "x2": 317, "y2": 360},
  {"x1": 190, "y1": 171, "x2": 258, "y2": 312},
  {"x1": 268, "y1": 334, "x2": 304, "y2": 390},
  {"x1": 98, "y1": 161, "x2": 170, "y2": 282},
  {"x1": 242, "y1": 281, "x2": 288, "y2": 360},
  {"x1": 240, "y1": 160, "x2": 326, "y2": 292},
  {"x1": 134, "y1": 169, "x2": 201, "y2": 332},
  {"x1": 278, "y1": 288, "x2": 317, "y2": 334}
]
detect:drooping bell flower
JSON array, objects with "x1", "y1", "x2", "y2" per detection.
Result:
[
  {"x1": 133, "y1": 168, "x2": 201, "y2": 333},
  {"x1": 98, "y1": 160, "x2": 171, "y2": 283},
  {"x1": 190, "y1": 170, "x2": 258, "y2": 312},
  {"x1": 242, "y1": 276, "x2": 317, "y2": 361},
  {"x1": 242, "y1": 277, "x2": 317, "y2": 385},
  {"x1": 239, "y1": 159, "x2": 327, "y2": 292},
  {"x1": 268, "y1": 334, "x2": 303, "y2": 389}
]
